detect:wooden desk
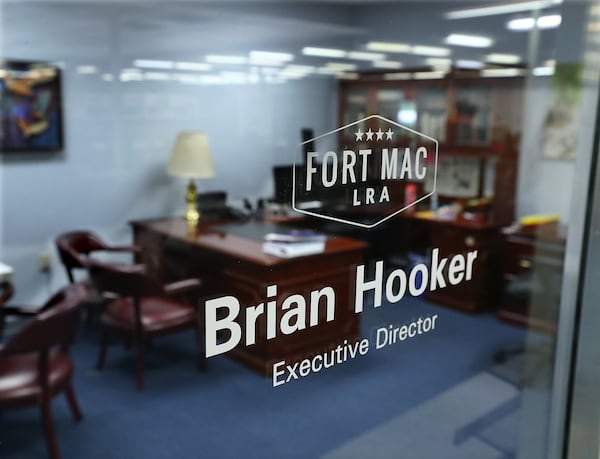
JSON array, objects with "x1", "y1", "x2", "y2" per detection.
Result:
[{"x1": 130, "y1": 218, "x2": 366, "y2": 375}]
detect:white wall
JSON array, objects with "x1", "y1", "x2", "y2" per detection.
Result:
[{"x1": 0, "y1": 3, "x2": 339, "y2": 303}]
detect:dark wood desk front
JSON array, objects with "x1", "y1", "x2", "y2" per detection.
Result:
[{"x1": 130, "y1": 218, "x2": 366, "y2": 375}]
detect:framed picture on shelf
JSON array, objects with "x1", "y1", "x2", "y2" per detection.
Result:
[
  {"x1": 425, "y1": 155, "x2": 482, "y2": 198},
  {"x1": 0, "y1": 60, "x2": 64, "y2": 152}
]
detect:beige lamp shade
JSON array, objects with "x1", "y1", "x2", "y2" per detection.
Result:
[{"x1": 167, "y1": 131, "x2": 216, "y2": 178}]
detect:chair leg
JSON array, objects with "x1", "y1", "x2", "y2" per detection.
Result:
[
  {"x1": 96, "y1": 328, "x2": 109, "y2": 371},
  {"x1": 195, "y1": 327, "x2": 206, "y2": 372},
  {"x1": 40, "y1": 397, "x2": 61, "y2": 459},
  {"x1": 135, "y1": 335, "x2": 145, "y2": 390},
  {"x1": 64, "y1": 380, "x2": 83, "y2": 422}
]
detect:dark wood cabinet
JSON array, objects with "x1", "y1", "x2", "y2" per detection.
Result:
[
  {"x1": 338, "y1": 71, "x2": 523, "y2": 225},
  {"x1": 499, "y1": 226, "x2": 565, "y2": 331},
  {"x1": 421, "y1": 218, "x2": 504, "y2": 312}
]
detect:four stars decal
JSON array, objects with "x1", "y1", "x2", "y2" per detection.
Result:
[{"x1": 355, "y1": 127, "x2": 394, "y2": 142}]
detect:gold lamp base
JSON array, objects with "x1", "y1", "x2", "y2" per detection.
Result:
[{"x1": 185, "y1": 179, "x2": 199, "y2": 224}]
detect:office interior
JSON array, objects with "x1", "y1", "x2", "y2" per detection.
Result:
[{"x1": 1, "y1": 1, "x2": 600, "y2": 458}]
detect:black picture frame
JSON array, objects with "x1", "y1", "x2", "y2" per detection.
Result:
[{"x1": 0, "y1": 59, "x2": 64, "y2": 152}]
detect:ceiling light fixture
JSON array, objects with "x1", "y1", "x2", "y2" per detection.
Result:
[
  {"x1": 482, "y1": 68, "x2": 523, "y2": 77},
  {"x1": 133, "y1": 59, "x2": 174, "y2": 69},
  {"x1": 347, "y1": 51, "x2": 386, "y2": 61},
  {"x1": 455, "y1": 60, "x2": 484, "y2": 69},
  {"x1": 326, "y1": 62, "x2": 357, "y2": 70},
  {"x1": 533, "y1": 66, "x2": 555, "y2": 76},
  {"x1": 507, "y1": 14, "x2": 562, "y2": 31},
  {"x1": 249, "y1": 51, "x2": 294, "y2": 62},
  {"x1": 537, "y1": 14, "x2": 562, "y2": 28},
  {"x1": 205, "y1": 55, "x2": 248, "y2": 65},
  {"x1": 366, "y1": 41, "x2": 411, "y2": 53},
  {"x1": 414, "y1": 71, "x2": 447, "y2": 80},
  {"x1": 411, "y1": 45, "x2": 451, "y2": 57},
  {"x1": 302, "y1": 47, "x2": 347, "y2": 58},
  {"x1": 486, "y1": 53, "x2": 522, "y2": 64},
  {"x1": 445, "y1": 0, "x2": 562, "y2": 19},
  {"x1": 445, "y1": 33, "x2": 494, "y2": 48},
  {"x1": 175, "y1": 62, "x2": 212, "y2": 71},
  {"x1": 372, "y1": 60, "x2": 403, "y2": 69}
]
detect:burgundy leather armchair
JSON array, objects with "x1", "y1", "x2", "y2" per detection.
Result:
[
  {"x1": 0, "y1": 283, "x2": 87, "y2": 459},
  {"x1": 86, "y1": 258, "x2": 205, "y2": 390}
]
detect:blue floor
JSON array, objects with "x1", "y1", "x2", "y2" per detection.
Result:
[{"x1": 1, "y1": 297, "x2": 525, "y2": 459}]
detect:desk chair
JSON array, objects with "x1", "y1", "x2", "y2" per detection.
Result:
[
  {"x1": 56, "y1": 231, "x2": 141, "y2": 323},
  {"x1": 0, "y1": 285, "x2": 80, "y2": 342},
  {"x1": 56, "y1": 230, "x2": 141, "y2": 284},
  {"x1": 0, "y1": 283, "x2": 86, "y2": 459},
  {"x1": 86, "y1": 259, "x2": 205, "y2": 390},
  {"x1": 0, "y1": 281, "x2": 14, "y2": 340}
]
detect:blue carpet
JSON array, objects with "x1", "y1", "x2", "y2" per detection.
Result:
[{"x1": 0, "y1": 297, "x2": 525, "y2": 459}]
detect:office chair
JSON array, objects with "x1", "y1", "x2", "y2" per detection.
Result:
[
  {"x1": 0, "y1": 281, "x2": 14, "y2": 340},
  {"x1": 56, "y1": 230, "x2": 141, "y2": 284},
  {"x1": 0, "y1": 284, "x2": 82, "y2": 342},
  {"x1": 86, "y1": 258, "x2": 205, "y2": 390},
  {"x1": 55, "y1": 230, "x2": 141, "y2": 324},
  {"x1": 0, "y1": 283, "x2": 87, "y2": 459}
]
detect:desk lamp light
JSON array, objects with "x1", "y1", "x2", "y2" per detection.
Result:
[{"x1": 167, "y1": 131, "x2": 216, "y2": 224}]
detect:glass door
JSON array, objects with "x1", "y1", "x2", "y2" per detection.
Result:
[{"x1": 1, "y1": 2, "x2": 599, "y2": 459}]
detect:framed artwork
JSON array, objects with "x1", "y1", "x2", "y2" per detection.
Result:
[
  {"x1": 0, "y1": 60, "x2": 64, "y2": 152},
  {"x1": 425, "y1": 155, "x2": 482, "y2": 198}
]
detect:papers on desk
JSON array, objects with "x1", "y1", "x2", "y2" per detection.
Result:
[
  {"x1": 262, "y1": 240, "x2": 325, "y2": 258},
  {"x1": 263, "y1": 229, "x2": 326, "y2": 257},
  {"x1": 0, "y1": 262, "x2": 14, "y2": 282}
]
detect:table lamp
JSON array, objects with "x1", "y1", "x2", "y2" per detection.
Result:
[{"x1": 167, "y1": 131, "x2": 216, "y2": 224}]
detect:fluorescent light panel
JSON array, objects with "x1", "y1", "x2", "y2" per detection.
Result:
[
  {"x1": 302, "y1": 47, "x2": 347, "y2": 58},
  {"x1": 326, "y1": 62, "x2": 357, "y2": 71},
  {"x1": 537, "y1": 14, "x2": 562, "y2": 28},
  {"x1": 455, "y1": 59, "x2": 484, "y2": 69},
  {"x1": 372, "y1": 60, "x2": 403, "y2": 69},
  {"x1": 249, "y1": 50, "x2": 294, "y2": 62},
  {"x1": 414, "y1": 71, "x2": 446, "y2": 80},
  {"x1": 411, "y1": 45, "x2": 451, "y2": 57},
  {"x1": 445, "y1": 33, "x2": 493, "y2": 48},
  {"x1": 205, "y1": 55, "x2": 248, "y2": 65},
  {"x1": 134, "y1": 59, "x2": 173, "y2": 69},
  {"x1": 446, "y1": 0, "x2": 563, "y2": 19},
  {"x1": 482, "y1": 68, "x2": 523, "y2": 77},
  {"x1": 366, "y1": 41, "x2": 411, "y2": 53},
  {"x1": 507, "y1": 15, "x2": 562, "y2": 31},
  {"x1": 347, "y1": 51, "x2": 386, "y2": 61},
  {"x1": 533, "y1": 66, "x2": 555, "y2": 76},
  {"x1": 175, "y1": 61, "x2": 211, "y2": 71},
  {"x1": 486, "y1": 53, "x2": 521, "y2": 64}
]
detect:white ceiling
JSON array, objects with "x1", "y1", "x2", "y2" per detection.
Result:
[{"x1": 0, "y1": 1, "x2": 584, "y2": 74}]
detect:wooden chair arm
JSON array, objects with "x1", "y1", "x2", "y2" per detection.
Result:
[
  {"x1": 164, "y1": 279, "x2": 203, "y2": 296},
  {"x1": 102, "y1": 245, "x2": 141, "y2": 253},
  {"x1": 1, "y1": 305, "x2": 39, "y2": 317}
]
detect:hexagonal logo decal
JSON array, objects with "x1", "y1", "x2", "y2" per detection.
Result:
[{"x1": 292, "y1": 114, "x2": 438, "y2": 228}]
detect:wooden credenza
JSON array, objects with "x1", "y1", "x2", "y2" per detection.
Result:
[{"x1": 130, "y1": 218, "x2": 366, "y2": 375}]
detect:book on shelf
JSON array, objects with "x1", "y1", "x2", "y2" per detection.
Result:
[
  {"x1": 264, "y1": 229, "x2": 327, "y2": 243},
  {"x1": 262, "y1": 240, "x2": 325, "y2": 258}
]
